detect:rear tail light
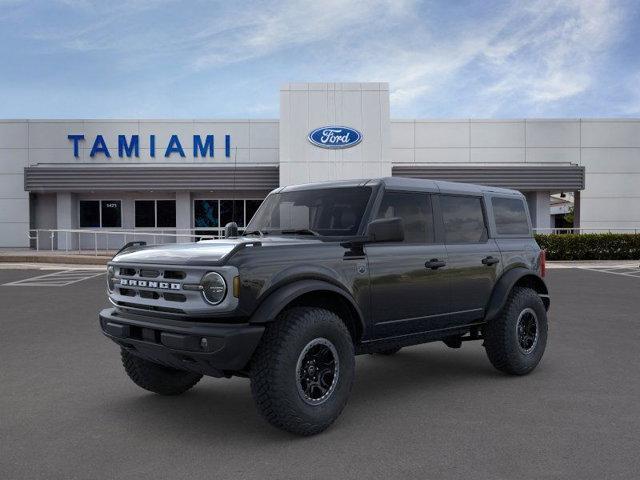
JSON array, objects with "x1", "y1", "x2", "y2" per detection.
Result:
[{"x1": 539, "y1": 249, "x2": 546, "y2": 277}]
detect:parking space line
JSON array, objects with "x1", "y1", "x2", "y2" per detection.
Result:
[
  {"x1": 2, "y1": 269, "x2": 105, "y2": 287},
  {"x1": 576, "y1": 266, "x2": 640, "y2": 279}
]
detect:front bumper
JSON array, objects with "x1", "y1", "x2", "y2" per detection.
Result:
[{"x1": 99, "y1": 307, "x2": 264, "y2": 377}]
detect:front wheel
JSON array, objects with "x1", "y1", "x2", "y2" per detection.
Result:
[
  {"x1": 483, "y1": 287, "x2": 548, "y2": 375},
  {"x1": 250, "y1": 307, "x2": 355, "y2": 436}
]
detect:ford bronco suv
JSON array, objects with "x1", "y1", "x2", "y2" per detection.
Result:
[{"x1": 99, "y1": 177, "x2": 549, "y2": 435}]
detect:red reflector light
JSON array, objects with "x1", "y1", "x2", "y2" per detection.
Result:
[{"x1": 540, "y1": 250, "x2": 546, "y2": 277}]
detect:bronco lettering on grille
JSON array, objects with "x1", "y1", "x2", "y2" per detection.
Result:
[{"x1": 120, "y1": 279, "x2": 181, "y2": 290}]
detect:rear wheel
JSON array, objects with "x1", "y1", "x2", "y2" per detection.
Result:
[
  {"x1": 483, "y1": 287, "x2": 548, "y2": 375},
  {"x1": 250, "y1": 307, "x2": 355, "y2": 436},
  {"x1": 121, "y1": 349, "x2": 202, "y2": 395}
]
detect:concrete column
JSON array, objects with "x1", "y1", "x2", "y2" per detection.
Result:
[
  {"x1": 525, "y1": 191, "x2": 551, "y2": 231},
  {"x1": 175, "y1": 191, "x2": 191, "y2": 243},
  {"x1": 56, "y1": 192, "x2": 78, "y2": 250}
]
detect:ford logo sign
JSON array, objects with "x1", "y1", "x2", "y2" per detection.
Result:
[{"x1": 308, "y1": 126, "x2": 362, "y2": 149}]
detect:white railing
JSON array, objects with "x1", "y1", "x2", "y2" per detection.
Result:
[
  {"x1": 533, "y1": 228, "x2": 640, "y2": 234},
  {"x1": 27, "y1": 227, "x2": 246, "y2": 256},
  {"x1": 25, "y1": 226, "x2": 640, "y2": 255}
]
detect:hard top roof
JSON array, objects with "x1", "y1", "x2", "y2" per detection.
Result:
[{"x1": 277, "y1": 176, "x2": 522, "y2": 197}]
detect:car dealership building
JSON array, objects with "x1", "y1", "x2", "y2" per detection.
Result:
[{"x1": 1, "y1": 82, "x2": 638, "y2": 249}]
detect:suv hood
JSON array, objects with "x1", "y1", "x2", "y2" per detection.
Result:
[{"x1": 111, "y1": 236, "x2": 323, "y2": 266}]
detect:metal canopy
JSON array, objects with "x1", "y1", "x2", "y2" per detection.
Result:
[
  {"x1": 392, "y1": 165, "x2": 585, "y2": 192},
  {"x1": 24, "y1": 165, "x2": 279, "y2": 192}
]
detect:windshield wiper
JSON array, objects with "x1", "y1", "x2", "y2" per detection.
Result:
[{"x1": 278, "y1": 228, "x2": 320, "y2": 237}]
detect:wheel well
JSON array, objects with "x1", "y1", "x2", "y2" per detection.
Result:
[
  {"x1": 514, "y1": 274, "x2": 550, "y2": 310},
  {"x1": 285, "y1": 290, "x2": 362, "y2": 344}
]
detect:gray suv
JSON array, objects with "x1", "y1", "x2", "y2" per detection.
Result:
[{"x1": 99, "y1": 177, "x2": 549, "y2": 435}]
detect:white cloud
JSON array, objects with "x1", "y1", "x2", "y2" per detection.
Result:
[
  {"x1": 6, "y1": 0, "x2": 629, "y2": 117},
  {"x1": 190, "y1": 0, "x2": 416, "y2": 70},
  {"x1": 350, "y1": 0, "x2": 624, "y2": 113},
  {"x1": 479, "y1": 0, "x2": 622, "y2": 105}
]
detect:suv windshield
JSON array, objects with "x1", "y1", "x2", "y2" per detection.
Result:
[{"x1": 245, "y1": 187, "x2": 373, "y2": 237}]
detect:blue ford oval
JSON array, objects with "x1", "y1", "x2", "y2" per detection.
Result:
[{"x1": 308, "y1": 126, "x2": 362, "y2": 149}]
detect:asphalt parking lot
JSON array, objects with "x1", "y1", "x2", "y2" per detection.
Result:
[{"x1": 1, "y1": 266, "x2": 639, "y2": 479}]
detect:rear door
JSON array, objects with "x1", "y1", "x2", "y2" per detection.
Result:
[
  {"x1": 438, "y1": 194, "x2": 500, "y2": 326},
  {"x1": 366, "y1": 190, "x2": 450, "y2": 338}
]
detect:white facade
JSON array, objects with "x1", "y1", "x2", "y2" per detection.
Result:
[
  {"x1": 1, "y1": 82, "x2": 639, "y2": 248},
  {"x1": 279, "y1": 83, "x2": 391, "y2": 184},
  {"x1": 391, "y1": 118, "x2": 640, "y2": 231}
]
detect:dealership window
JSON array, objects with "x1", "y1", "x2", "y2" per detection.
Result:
[
  {"x1": 440, "y1": 195, "x2": 487, "y2": 244},
  {"x1": 157, "y1": 200, "x2": 176, "y2": 228},
  {"x1": 220, "y1": 200, "x2": 244, "y2": 226},
  {"x1": 194, "y1": 199, "x2": 263, "y2": 229},
  {"x1": 492, "y1": 197, "x2": 530, "y2": 235},
  {"x1": 79, "y1": 200, "x2": 122, "y2": 228},
  {"x1": 246, "y1": 200, "x2": 262, "y2": 224},
  {"x1": 194, "y1": 200, "x2": 220, "y2": 228},
  {"x1": 135, "y1": 200, "x2": 176, "y2": 228}
]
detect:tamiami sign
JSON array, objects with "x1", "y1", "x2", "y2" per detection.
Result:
[{"x1": 67, "y1": 134, "x2": 232, "y2": 158}]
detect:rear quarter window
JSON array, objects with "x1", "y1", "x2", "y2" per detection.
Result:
[
  {"x1": 492, "y1": 197, "x2": 530, "y2": 235},
  {"x1": 440, "y1": 195, "x2": 488, "y2": 244}
]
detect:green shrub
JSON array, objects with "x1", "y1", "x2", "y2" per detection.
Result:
[{"x1": 534, "y1": 233, "x2": 640, "y2": 260}]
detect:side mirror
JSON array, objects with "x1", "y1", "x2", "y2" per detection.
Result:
[
  {"x1": 224, "y1": 222, "x2": 239, "y2": 238},
  {"x1": 366, "y1": 217, "x2": 404, "y2": 243}
]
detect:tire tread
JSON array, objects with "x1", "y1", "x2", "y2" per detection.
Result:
[
  {"x1": 250, "y1": 307, "x2": 354, "y2": 436},
  {"x1": 121, "y1": 349, "x2": 202, "y2": 395},
  {"x1": 484, "y1": 287, "x2": 547, "y2": 375}
]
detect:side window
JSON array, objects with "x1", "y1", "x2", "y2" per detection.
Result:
[
  {"x1": 492, "y1": 197, "x2": 530, "y2": 235},
  {"x1": 440, "y1": 195, "x2": 487, "y2": 244},
  {"x1": 376, "y1": 191, "x2": 434, "y2": 243}
]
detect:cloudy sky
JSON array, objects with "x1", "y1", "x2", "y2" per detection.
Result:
[{"x1": 0, "y1": 0, "x2": 638, "y2": 118}]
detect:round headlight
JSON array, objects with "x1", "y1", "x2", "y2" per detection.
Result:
[
  {"x1": 107, "y1": 266, "x2": 116, "y2": 292},
  {"x1": 201, "y1": 272, "x2": 227, "y2": 305}
]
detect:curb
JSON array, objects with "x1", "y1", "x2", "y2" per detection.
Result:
[{"x1": 0, "y1": 255, "x2": 110, "y2": 265}]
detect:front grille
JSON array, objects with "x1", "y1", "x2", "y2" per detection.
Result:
[
  {"x1": 118, "y1": 267, "x2": 185, "y2": 279},
  {"x1": 116, "y1": 300, "x2": 186, "y2": 315},
  {"x1": 109, "y1": 263, "x2": 238, "y2": 317},
  {"x1": 139, "y1": 269, "x2": 160, "y2": 278},
  {"x1": 164, "y1": 270, "x2": 186, "y2": 280},
  {"x1": 139, "y1": 290, "x2": 160, "y2": 300},
  {"x1": 117, "y1": 286, "x2": 185, "y2": 303},
  {"x1": 163, "y1": 292, "x2": 186, "y2": 303}
]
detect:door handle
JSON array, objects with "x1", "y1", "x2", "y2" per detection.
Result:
[
  {"x1": 482, "y1": 256, "x2": 500, "y2": 266},
  {"x1": 425, "y1": 259, "x2": 446, "y2": 270}
]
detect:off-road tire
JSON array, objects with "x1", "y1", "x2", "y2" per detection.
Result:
[
  {"x1": 375, "y1": 346, "x2": 402, "y2": 355},
  {"x1": 484, "y1": 287, "x2": 548, "y2": 375},
  {"x1": 250, "y1": 307, "x2": 355, "y2": 436},
  {"x1": 121, "y1": 349, "x2": 202, "y2": 395}
]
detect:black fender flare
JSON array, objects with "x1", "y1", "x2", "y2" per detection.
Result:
[
  {"x1": 248, "y1": 279, "x2": 365, "y2": 332},
  {"x1": 484, "y1": 268, "x2": 549, "y2": 322}
]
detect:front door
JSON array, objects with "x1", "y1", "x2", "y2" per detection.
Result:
[
  {"x1": 366, "y1": 191, "x2": 450, "y2": 338},
  {"x1": 439, "y1": 194, "x2": 501, "y2": 326}
]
